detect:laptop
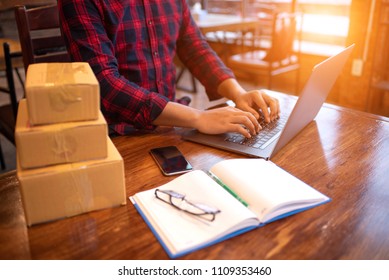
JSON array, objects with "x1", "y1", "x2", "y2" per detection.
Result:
[{"x1": 182, "y1": 44, "x2": 354, "y2": 159}]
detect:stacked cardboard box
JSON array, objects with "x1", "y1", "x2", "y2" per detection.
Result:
[{"x1": 15, "y1": 63, "x2": 127, "y2": 226}]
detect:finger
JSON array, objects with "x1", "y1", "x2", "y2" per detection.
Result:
[
  {"x1": 238, "y1": 115, "x2": 256, "y2": 136},
  {"x1": 264, "y1": 95, "x2": 280, "y2": 121},
  {"x1": 234, "y1": 108, "x2": 261, "y2": 132},
  {"x1": 252, "y1": 93, "x2": 271, "y2": 123},
  {"x1": 241, "y1": 104, "x2": 260, "y2": 120},
  {"x1": 246, "y1": 111, "x2": 261, "y2": 133},
  {"x1": 237, "y1": 112, "x2": 262, "y2": 135},
  {"x1": 228, "y1": 123, "x2": 252, "y2": 138}
]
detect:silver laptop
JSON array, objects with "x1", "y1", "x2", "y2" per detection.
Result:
[{"x1": 182, "y1": 44, "x2": 354, "y2": 159}]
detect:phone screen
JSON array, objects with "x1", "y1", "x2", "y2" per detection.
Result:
[{"x1": 150, "y1": 146, "x2": 193, "y2": 176}]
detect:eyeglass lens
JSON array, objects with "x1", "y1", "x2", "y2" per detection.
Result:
[{"x1": 155, "y1": 189, "x2": 220, "y2": 221}]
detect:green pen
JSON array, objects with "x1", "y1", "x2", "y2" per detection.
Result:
[{"x1": 206, "y1": 171, "x2": 249, "y2": 207}]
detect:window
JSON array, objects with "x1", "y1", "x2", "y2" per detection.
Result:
[
  {"x1": 297, "y1": 0, "x2": 352, "y2": 55},
  {"x1": 200, "y1": 0, "x2": 352, "y2": 56}
]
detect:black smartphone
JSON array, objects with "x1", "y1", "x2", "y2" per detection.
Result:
[{"x1": 150, "y1": 146, "x2": 193, "y2": 176}]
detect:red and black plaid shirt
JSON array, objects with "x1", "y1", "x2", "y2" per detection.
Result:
[{"x1": 59, "y1": 0, "x2": 234, "y2": 135}]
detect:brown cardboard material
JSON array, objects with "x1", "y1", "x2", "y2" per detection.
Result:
[
  {"x1": 25, "y1": 62, "x2": 100, "y2": 125},
  {"x1": 17, "y1": 138, "x2": 127, "y2": 226},
  {"x1": 15, "y1": 99, "x2": 108, "y2": 169}
]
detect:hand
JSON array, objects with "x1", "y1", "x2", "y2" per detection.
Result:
[
  {"x1": 194, "y1": 106, "x2": 260, "y2": 138},
  {"x1": 234, "y1": 90, "x2": 280, "y2": 123}
]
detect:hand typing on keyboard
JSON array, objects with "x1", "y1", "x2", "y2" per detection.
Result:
[
  {"x1": 225, "y1": 115, "x2": 287, "y2": 149},
  {"x1": 192, "y1": 106, "x2": 261, "y2": 138},
  {"x1": 187, "y1": 79, "x2": 281, "y2": 138},
  {"x1": 233, "y1": 89, "x2": 281, "y2": 123},
  {"x1": 216, "y1": 79, "x2": 280, "y2": 125}
]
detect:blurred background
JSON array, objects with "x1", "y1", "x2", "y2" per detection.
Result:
[{"x1": 1, "y1": 0, "x2": 388, "y2": 173}]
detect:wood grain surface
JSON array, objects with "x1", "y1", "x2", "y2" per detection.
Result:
[{"x1": 0, "y1": 92, "x2": 388, "y2": 259}]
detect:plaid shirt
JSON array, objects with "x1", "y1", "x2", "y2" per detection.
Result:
[{"x1": 58, "y1": 0, "x2": 234, "y2": 135}]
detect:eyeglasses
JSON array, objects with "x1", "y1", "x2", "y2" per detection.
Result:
[{"x1": 154, "y1": 189, "x2": 221, "y2": 221}]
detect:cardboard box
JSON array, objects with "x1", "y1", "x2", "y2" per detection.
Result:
[
  {"x1": 17, "y1": 138, "x2": 127, "y2": 226},
  {"x1": 25, "y1": 62, "x2": 100, "y2": 125},
  {"x1": 15, "y1": 99, "x2": 108, "y2": 169}
]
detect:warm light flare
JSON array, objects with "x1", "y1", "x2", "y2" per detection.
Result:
[{"x1": 302, "y1": 14, "x2": 350, "y2": 37}]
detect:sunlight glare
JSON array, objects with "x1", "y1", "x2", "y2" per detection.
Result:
[{"x1": 302, "y1": 14, "x2": 350, "y2": 37}]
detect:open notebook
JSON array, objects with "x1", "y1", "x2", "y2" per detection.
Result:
[{"x1": 130, "y1": 159, "x2": 330, "y2": 258}]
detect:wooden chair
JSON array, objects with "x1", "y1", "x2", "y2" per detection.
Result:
[
  {"x1": 14, "y1": 4, "x2": 70, "y2": 72},
  {"x1": 0, "y1": 40, "x2": 24, "y2": 169},
  {"x1": 228, "y1": 11, "x2": 302, "y2": 93},
  {"x1": 1, "y1": 3, "x2": 70, "y2": 170},
  {"x1": 0, "y1": 41, "x2": 22, "y2": 119}
]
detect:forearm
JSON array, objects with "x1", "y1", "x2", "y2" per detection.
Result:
[
  {"x1": 153, "y1": 101, "x2": 260, "y2": 138},
  {"x1": 152, "y1": 79, "x2": 252, "y2": 129},
  {"x1": 217, "y1": 78, "x2": 246, "y2": 102},
  {"x1": 152, "y1": 102, "x2": 201, "y2": 128}
]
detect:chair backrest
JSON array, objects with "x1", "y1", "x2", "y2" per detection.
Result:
[
  {"x1": 263, "y1": 12, "x2": 301, "y2": 63},
  {"x1": 244, "y1": 4, "x2": 277, "y2": 52},
  {"x1": 0, "y1": 42, "x2": 20, "y2": 145},
  {"x1": 248, "y1": 3, "x2": 276, "y2": 34},
  {"x1": 2, "y1": 42, "x2": 20, "y2": 119},
  {"x1": 14, "y1": 4, "x2": 70, "y2": 71}
]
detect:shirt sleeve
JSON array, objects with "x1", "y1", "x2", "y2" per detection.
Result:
[
  {"x1": 58, "y1": 0, "x2": 168, "y2": 131},
  {"x1": 176, "y1": 1, "x2": 235, "y2": 101}
]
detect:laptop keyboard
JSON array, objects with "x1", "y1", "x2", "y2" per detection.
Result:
[{"x1": 224, "y1": 115, "x2": 288, "y2": 149}]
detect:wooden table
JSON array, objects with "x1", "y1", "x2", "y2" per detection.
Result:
[
  {"x1": 196, "y1": 13, "x2": 259, "y2": 34},
  {"x1": 196, "y1": 13, "x2": 259, "y2": 62},
  {"x1": 0, "y1": 92, "x2": 389, "y2": 260}
]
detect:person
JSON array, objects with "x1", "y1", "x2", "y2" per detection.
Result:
[{"x1": 58, "y1": 0, "x2": 280, "y2": 139}]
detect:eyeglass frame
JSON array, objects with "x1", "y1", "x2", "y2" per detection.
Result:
[{"x1": 154, "y1": 189, "x2": 221, "y2": 221}]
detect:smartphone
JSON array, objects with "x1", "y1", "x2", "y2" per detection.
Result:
[{"x1": 150, "y1": 146, "x2": 193, "y2": 176}]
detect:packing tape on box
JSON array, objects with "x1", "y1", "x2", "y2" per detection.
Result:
[
  {"x1": 21, "y1": 163, "x2": 115, "y2": 225},
  {"x1": 51, "y1": 130, "x2": 77, "y2": 162},
  {"x1": 62, "y1": 160, "x2": 125, "y2": 216},
  {"x1": 45, "y1": 64, "x2": 87, "y2": 111},
  {"x1": 63, "y1": 167, "x2": 94, "y2": 216},
  {"x1": 18, "y1": 137, "x2": 126, "y2": 226}
]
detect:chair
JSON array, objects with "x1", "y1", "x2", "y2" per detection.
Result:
[
  {"x1": 0, "y1": 41, "x2": 22, "y2": 119},
  {"x1": 0, "y1": 39, "x2": 24, "y2": 169},
  {"x1": 0, "y1": 3, "x2": 70, "y2": 170},
  {"x1": 228, "y1": 11, "x2": 302, "y2": 93},
  {"x1": 14, "y1": 4, "x2": 70, "y2": 72}
]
